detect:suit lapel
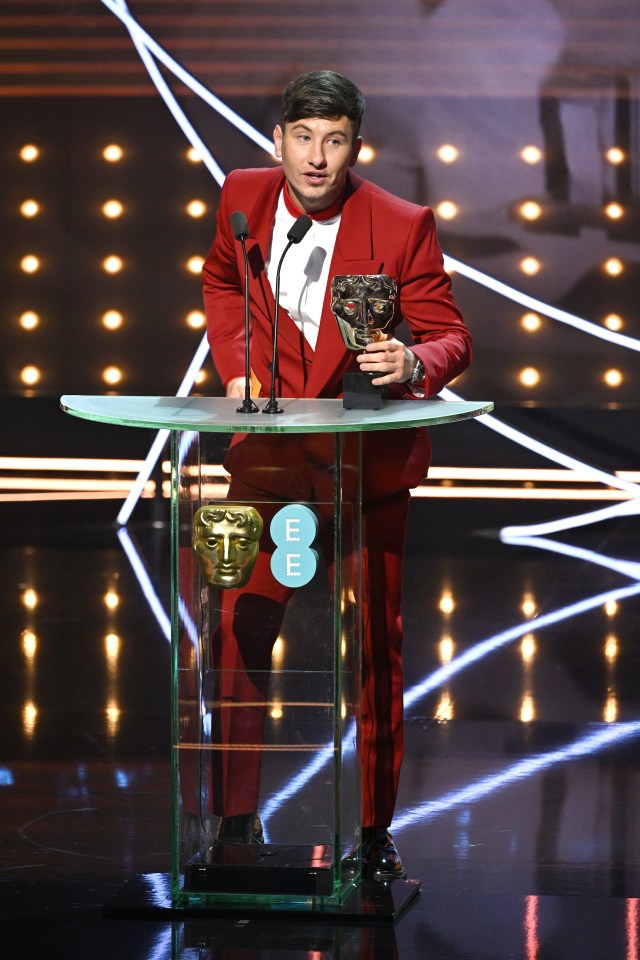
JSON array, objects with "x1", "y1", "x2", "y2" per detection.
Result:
[
  {"x1": 245, "y1": 170, "x2": 313, "y2": 359},
  {"x1": 305, "y1": 174, "x2": 384, "y2": 398}
]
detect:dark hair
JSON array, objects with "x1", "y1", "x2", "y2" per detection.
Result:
[{"x1": 281, "y1": 70, "x2": 366, "y2": 136}]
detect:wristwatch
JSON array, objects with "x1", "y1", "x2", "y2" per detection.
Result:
[{"x1": 407, "y1": 355, "x2": 425, "y2": 384}]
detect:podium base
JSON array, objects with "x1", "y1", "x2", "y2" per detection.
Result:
[
  {"x1": 103, "y1": 872, "x2": 421, "y2": 923},
  {"x1": 186, "y1": 843, "x2": 334, "y2": 896}
]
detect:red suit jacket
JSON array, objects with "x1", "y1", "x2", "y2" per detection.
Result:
[
  {"x1": 201, "y1": 167, "x2": 472, "y2": 826},
  {"x1": 202, "y1": 167, "x2": 472, "y2": 500}
]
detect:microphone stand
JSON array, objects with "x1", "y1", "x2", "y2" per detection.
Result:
[
  {"x1": 236, "y1": 231, "x2": 259, "y2": 414},
  {"x1": 228, "y1": 209, "x2": 260, "y2": 415},
  {"x1": 263, "y1": 214, "x2": 312, "y2": 415},
  {"x1": 263, "y1": 240, "x2": 293, "y2": 415}
]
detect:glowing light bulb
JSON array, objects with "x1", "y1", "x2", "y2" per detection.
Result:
[
  {"x1": 19, "y1": 311, "x2": 40, "y2": 330},
  {"x1": 521, "y1": 312, "x2": 541, "y2": 332},
  {"x1": 20, "y1": 255, "x2": 40, "y2": 274},
  {"x1": 605, "y1": 202, "x2": 624, "y2": 220},
  {"x1": 20, "y1": 366, "x2": 41, "y2": 386},
  {"x1": 270, "y1": 700, "x2": 283, "y2": 720},
  {"x1": 604, "y1": 257, "x2": 623, "y2": 276},
  {"x1": 186, "y1": 147, "x2": 202, "y2": 163},
  {"x1": 102, "y1": 200, "x2": 124, "y2": 219},
  {"x1": 605, "y1": 599, "x2": 618, "y2": 617},
  {"x1": 521, "y1": 145, "x2": 542, "y2": 164},
  {"x1": 187, "y1": 256, "x2": 204, "y2": 274},
  {"x1": 194, "y1": 370, "x2": 207, "y2": 385},
  {"x1": 519, "y1": 367, "x2": 540, "y2": 387},
  {"x1": 103, "y1": 366, "x2": 122, "y2": 386},
  {"x1": 519, "y1": 201, "x2": 542, "y2": 221},
  {"x1": 520, "y1": 256, "x2": 540, "y2": 276},
  {"x1": 603, "y1": 368, "x2": 623, "y2": 387},
  {"x1": 436, "y1": 200, "x2": 458, "y2": 220},
  {"x1": 437, "y1": 144, "x2": 459, "y2": 163},
  {"x1": 605, "y1": 634, "x2": 618, "y2": 662},
  {"x1": 102, "y1": 310, "x2": 123, "y2": 330},
  {"x1": 522, "y1": 593, "x2": 537, "y2": 618},
  {"x1": 186, "y1": 200, "x2": 207, "y2": 218},
  {"x1": 20, "y1": 200, "x2": 40, "y2": 218},
  {"x1": 186, "y1": 310, "x2": 206, "y2": 329},
  {"x1": 604, "y1": 313, "x2": 623, "y2": 331},
  {"x1": 358, "y1": 145, "x2": 375, "y2": 163},
  {"x1": 605, "y1": 147, "x2": 625, "y2": 165},
  {"x1": 20, "y1": 144, "x2": 39, "y2": 162},
  {"x1": 103, "y1": 144, "x2": 123, "y2": 162},
  {"x1": 103, "y1": 255, "x2": 123, "y2": 274}
]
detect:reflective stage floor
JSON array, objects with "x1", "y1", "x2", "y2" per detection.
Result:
[{"x1": 2, "y1": 469, "x2": 640, "y2": 959}]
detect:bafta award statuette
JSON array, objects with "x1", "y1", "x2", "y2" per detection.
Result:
[
  {"x1": 193, "y1": 505, "x2": 263, "y2": 589},
  {"x1": 330, "y1": 274, "x2": 397, "y2": 409}
]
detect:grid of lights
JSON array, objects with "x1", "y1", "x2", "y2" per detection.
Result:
[
  {"x1": 15, "y1": 134, "x2": 211, "y2": 394},
  {"x1": 16, "y1": 5, "x2": 635, "y2": 407}
]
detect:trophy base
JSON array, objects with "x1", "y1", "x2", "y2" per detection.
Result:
[{"x1": 342, "y1": 372, "x2": 387, "y2": 410}]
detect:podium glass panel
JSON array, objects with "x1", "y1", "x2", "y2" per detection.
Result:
[{"x1": 171, "y1": 429, "x2": 363, "y2": 908}]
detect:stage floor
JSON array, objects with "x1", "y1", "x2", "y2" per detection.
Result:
[{"x1": 1, "y1": 489, "x2": 640, "y2": 959}]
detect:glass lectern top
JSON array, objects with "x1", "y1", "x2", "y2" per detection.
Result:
[{"x1": 60, "y1": 395, "x2": 493, "y2": 434}]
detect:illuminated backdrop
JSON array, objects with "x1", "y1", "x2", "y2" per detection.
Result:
[{"x1": 2, "y1": 0, "x2": 639, "y2": 405}]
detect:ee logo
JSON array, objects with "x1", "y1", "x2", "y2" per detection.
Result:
[{"x1": 270, "y1": 504, "x2": 319, "y2": 588}]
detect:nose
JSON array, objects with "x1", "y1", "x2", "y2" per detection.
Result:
[
  {"x1": 307, "y1": 140, "x2": 327, "y2": 168},
  {"x1": 220, "y1": 536, "x2": 236, "y2": 563}
]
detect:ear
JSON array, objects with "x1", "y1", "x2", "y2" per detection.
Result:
[
  {"x1": 349, "y1": 136, "x2": 363, "y2": 168},
  {"x1": 273, "y1": 124, "x2": 284, "y2": 159}
]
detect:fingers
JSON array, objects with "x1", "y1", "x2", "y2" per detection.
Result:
[
  {"x1": 356, "y1": 340, "x2": 413, "y2": 385},
  {"x1": 225, "y1": 376, "x2": 247, "y2": 398}
]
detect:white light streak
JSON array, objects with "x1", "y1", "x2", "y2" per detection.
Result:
[
  {"x1": 443, "y1": 255, "x2": 640, "y2": 353},
  {"x1": 116, "y1": 527, "x2": 171, "y2": 640},
  {"x1": 101, "y1": 0, "x2": 274, "y2": 155},
  {"x1": 392, "y1": 722, "x2": 640, "y2": 828}
]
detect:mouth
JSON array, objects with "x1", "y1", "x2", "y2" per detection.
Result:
[{"x1": 303, "y1": 172, "x2": 327, "y2": 186}]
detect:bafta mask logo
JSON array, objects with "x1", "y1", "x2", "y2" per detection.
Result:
[
  {"x1": 193, "y1": 505, "x2": 263, "y2": 589},
  {"x1": 331, "y1": 274, "x2": 397, "y2": 351}
]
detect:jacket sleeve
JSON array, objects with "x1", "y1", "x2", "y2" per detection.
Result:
[
  {"x1": 202, "y1": 171, "x2": 247, "y2": 388},
  {"x1": 395, "y1": 205, "x2": 472, "y2": 399}
]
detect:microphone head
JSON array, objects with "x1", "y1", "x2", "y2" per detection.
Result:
[
  {"x1": 287, "y1": 215, "x2": 312, "y2": 244},
  {"x1": 230, "y1": 210, "x2": 249, "y2": 241}
]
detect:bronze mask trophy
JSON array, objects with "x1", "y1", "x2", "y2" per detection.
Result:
[
  {"x1": 193, "y1": 505, "x2": 263, "y2": 589},
  {"x1": 330, "y1": 274, "x2": 397, "y2": 409}
]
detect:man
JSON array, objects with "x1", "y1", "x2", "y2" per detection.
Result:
[{"x1": 202, "y1": 70, "x2": 472, "y2": 878}]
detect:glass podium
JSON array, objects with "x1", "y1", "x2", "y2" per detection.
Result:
[{"x1": 60, "y1": 395, "x2": 492, "y2": 919}]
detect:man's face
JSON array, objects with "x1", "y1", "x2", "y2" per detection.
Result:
[
  {"x1": 193, "y1": 507, "x2": 262, "y2": 589},
  {"x1": 273, "y1": 115, "x2": 361, "y2": 214}
]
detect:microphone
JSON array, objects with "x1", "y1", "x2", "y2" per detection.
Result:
[
  {"x1": 230, "y1": 210, "x2": 259, "y2": 413},
  {"x1": 263, "y1": 214, "x2": 313, "y2": 414}
]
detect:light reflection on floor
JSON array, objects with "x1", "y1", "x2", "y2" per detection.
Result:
[{"x1": 1, "y1": 492, "x2": 640, "y2": 958}]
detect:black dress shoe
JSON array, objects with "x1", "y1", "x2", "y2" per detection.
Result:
[
  {"x1": 215, "y1": 812, "x2": 264, "y2": 844},
  {"x1": 344, "y1": 826, "x2": 406, "y2": 880}
]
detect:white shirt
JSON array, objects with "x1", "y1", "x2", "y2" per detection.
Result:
[{"x1": 265, "y1": 190, "x2": 341, "y2": 351}]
